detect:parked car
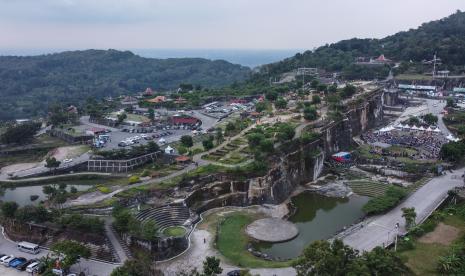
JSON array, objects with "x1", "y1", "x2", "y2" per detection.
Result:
[
  {"x1": 63, "y1": 159, "x2": 73, "y2": 163},
  {"x1": 1, "y1": 255, "x2": 15, "y2": 266},
  {"x1": 16, "y1": 259, "x2": 36, "y2": 271},
  {"x1": 118, "y1": 142, "x2": 127, "y2": 147},
  {"x1": 9, "y1": 257, "x2": 27, "y2": 268},
  {"x1": 26, "y1": 261, "x2": 40, "y2": 273},
  {"x1": 140, "y1": 134, "x2": 147, "y2": 138}
]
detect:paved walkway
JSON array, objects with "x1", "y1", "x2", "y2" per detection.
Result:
[{"x1": 343, "y1": 168, "x2": 465, "y2": 252}]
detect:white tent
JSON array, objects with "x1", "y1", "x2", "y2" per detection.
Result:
[
  {"x1": 164, "y1": 145, "x2": 174, "y2": 154},
  {"x1": 404, "y1": 125, "x2": 412, "y2": 129},
  {"x1": 396, "y1": 123, "x2": 405, "y2": 129},
  {"x1": 158, "y1": 138, "x2": 166, "y2": 144},
  {"x1": 411, "y1": 125, "x2": 420, "y2": 130},
  {"x1": 426, "y1": 127, "x2": 433, "y2": 132},
  {"x1": 419, "y1": 126, "x2": 426, "y2": 131},
  {"x1": 433, "y1": 128, "x2": 441, "y2": 133},
  {"x1": 446, "y1": 134, "x2": 459, "y2": 141}
]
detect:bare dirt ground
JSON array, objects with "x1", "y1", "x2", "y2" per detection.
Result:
[
  {"x1": 0, "y1": 162, "x2": 39, "y2": 174},
  {"x1": 50, "y1": 145, "x2": 89, "y2": 161},
  {"x1": 418, "y1": 223, "x2": 460, "y2": 245}
]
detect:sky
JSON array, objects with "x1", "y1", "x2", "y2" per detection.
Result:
[{"x1": 1, "y1": 0, "x2": 465, "y2": 51}]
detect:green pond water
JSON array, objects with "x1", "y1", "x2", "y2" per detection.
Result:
[
  {"x1": 253, "y1": 192, "x2": 369, "y2": 259},
  {"x1": 0, "y1": 180, "x2": 98, "y2": 206}
]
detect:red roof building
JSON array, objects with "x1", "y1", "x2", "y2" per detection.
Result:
[{"x1": 171, "y1": 116, "x2": 199, "y2": 125}]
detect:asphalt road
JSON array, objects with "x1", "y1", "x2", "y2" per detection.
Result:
[{"x1": 343, "y1": 168, "x2": 465, "y2": 252}]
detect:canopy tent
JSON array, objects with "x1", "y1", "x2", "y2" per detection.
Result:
[
  {"x1": 379, "y1": 125, "x2": 396, "y2": 132},
  {"x1": 411, "y1": 125, "x2": 420, "y2": 130},
  {"x1": 426, "y1": 127, "x2": 433, "y2": 132},
  {"x1": 433, "y1": 128, "x2": 441, "y2": 133},
  {"x1": 331, "y1": 152, "x2": 352, "y2": 163},
  {"x1": 419, "y1": 126, "x2": 426, "y2": 131},
  {"x1": 446, "y1": 134, "x2": 460, "y2": 142},
  {"x1": 164, "y1": 145, "x2": 175, "y2": 154}
]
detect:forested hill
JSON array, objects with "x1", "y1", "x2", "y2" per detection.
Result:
[
  {"x1": 0, "y1": 49, "x2": 251, "y2": 120},
  {"x1": 258, "y1": 10, "x2": 465, "y2": 79}
]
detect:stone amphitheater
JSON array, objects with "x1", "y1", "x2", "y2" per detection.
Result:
[{"x1": 136, "y1": 204, "x2": 197, "y2": 232}]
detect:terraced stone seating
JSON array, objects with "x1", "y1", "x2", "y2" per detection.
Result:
[{"x1": 136, "y1": 204, "x2": 191, "y2": 230}]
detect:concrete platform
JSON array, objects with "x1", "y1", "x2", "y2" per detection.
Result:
[{"x1": 246, "y1": 218, "x2": 299, "y2": 242}]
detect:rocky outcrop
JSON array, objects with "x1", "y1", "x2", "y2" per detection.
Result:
[{"x1": 256, "y1": 89, "x2": 384, "y2": 204}]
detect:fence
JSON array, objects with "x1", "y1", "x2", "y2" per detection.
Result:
[{"x1": 87, "y1": 151, "x2": 163, "y2": 173}]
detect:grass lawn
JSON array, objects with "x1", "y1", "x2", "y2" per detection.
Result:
[
  {"x1": 400, "y1": 209, "x2": 465, "y2": 275},
  {"x1": 216, "y1": 212, "x2": 292, "y2": 268},
  {"x1": 401, "y1": 242, "x2": 449, "y2": 276},
  {"x1": 163, "y1": 226, "x2": 186, "y2": 237}
]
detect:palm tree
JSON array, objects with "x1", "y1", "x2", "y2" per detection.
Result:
[{"x1": 437, "y1": 254, "x2": 461, "y2": 274}]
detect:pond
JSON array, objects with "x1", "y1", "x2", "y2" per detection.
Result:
[
  {"x1": 253, "y1": 192, "x2": 369, "y2": 259},
  {"x1": 0, "y1": 181, "x2": 96, "y2": 206}
]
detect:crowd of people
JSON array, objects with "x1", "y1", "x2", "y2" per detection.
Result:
[{"x1": 362, "y1": 129, "x2": 447, "y2": 160}]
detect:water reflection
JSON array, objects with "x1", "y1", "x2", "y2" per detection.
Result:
[{"x1": 253, "y1": 192, "x2": 369, "y2": 259}]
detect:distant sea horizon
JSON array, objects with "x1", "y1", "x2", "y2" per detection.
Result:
[{"x1": 0, "y1": 48, "x2": 303, "y2": 68}]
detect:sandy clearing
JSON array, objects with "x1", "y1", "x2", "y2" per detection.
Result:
[{"x1": 0, "y1": 162, "x2": 40, "y2": 174}]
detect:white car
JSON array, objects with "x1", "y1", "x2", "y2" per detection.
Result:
[
  {"x1": 1, "y1": 255, "x2": 14, "y2": 266},
  {"x1": 134, "y1": 135, "x2": 141, "y2": 140},
  {"x1": 26, "y1": 261, "x2": 40, "y2": 273},
  {"x1": 140, "y1": 134, "x2": 147, "y2": 138},
  {"x1": 63, "y1": 158, "x2": 73, "y2": 163}
]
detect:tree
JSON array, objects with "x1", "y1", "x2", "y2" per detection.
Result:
[
  {"x1": 225, "y1": 122, "x2": 236, "y2": 136},
  {"x1": 362, "y1": 246, "x2": 410, "y2": 276},
  {"x1": 113, "y1": 209, "x2": 137, "y2": 233},
  {"x1": 117, "y1": 112, "x2": 127, "y2": 124},
  {"x1": 440, "y1": 141, "x2": 465, "y2": 163},
  {"x1": 180, "y1": 135, "x2": 194, "y2": 148},
  {"x1": 0, "y1": 122, "x2": 41, "y2": 144},
  {"x1": 423, "y1": 113, "x2": 438, "y2": 125},
  {"x1": 1, "y1": 201, "x2": 18, "y2": 219},
  {"x1": 317, "y1": 84, "x2": 327, "y2": 93},
  {"x1": 141, "y1": 219, "x2": 158, "y2": 241},
  {"x1": 43, "y1": 185, "x2": 57, "y2": 200},
  {"x1": 328, "y1": 84, "x2": 338, "y2": 93},
  {"x1": 259, "y1": 139, "x2": 274, "y2": 154},
  {"x1": 402, "y1": 207, "x2": 417, "y2": 230},
  {"x1": 215, "y1": 128, "x2": 224, "y2": 144},
  {"x1": 446, "y1": 97, "x2": 456, "y2": 108},
  {"x1": 203, "y1": 256, "x2": 223, "y2": 276},
  {"x1": 111, "y1": 255, "x2": 161, "y2": 276},
  {"x1": 247, "y1": 133, "x2": 266, "y2": 148},
  {"x1": 292, "y1": 239, "x2": 360, "y2": 276},
  {"x1": 148, "y1": 108, "x2": 155, "y2": 121},
  {"x1": 342, "y1": 84, "x2": 357, "y2": 98},
  {"x1": 255, "y1": 102, "x2": 267, "y2": 113},
  {"x1": 303, "y1": 106, "x2": 318, "y2": 121},
  {"x1": 275, "y1": 98, "x2": 288, "y2": 109},
  {"x1": 265, "y1": 91, "x2": 278, "y2": 101},
  {"x1": 51, "y1": 240, "x2": 91, "y2": 270},
  {"x1": 276, "y1": 123, "x2": 295, "y2": 142},
  {"x1": 45, "y1": 157, "x2": 61, "y2": 173},
  {"x1": 202, "y1": 136, "x2": 215, "y2": 151},
  {"x1": 312, "y1": 95, "x2": 321, "y2": 104}
]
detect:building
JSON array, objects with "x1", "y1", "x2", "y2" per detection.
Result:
[
  {"x1": 147, "y1": 96, "x2": 167, "y2": 104},
  {"x1": 171, "y1": 116, "x2": 199, "y2": 125},
  {"x1": 143, "y1": 87, "x2": 154, "y2": 96}
]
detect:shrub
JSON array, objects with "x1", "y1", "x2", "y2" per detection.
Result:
[
  {"x1": 97, "y1": 185, "x2": 111, "y2": 194},
  {"x1": 140, "y1": 169, "x2": 150, "y2": 177},
  {"x1": 362, "y1": 186, "x2": 407, "y2": 215},
  {"x1": 128, "y1": 175, "x2": 141, "y2": 184}
]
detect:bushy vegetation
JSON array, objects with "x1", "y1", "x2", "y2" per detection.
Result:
[
  {"x1": 58, "y1": 214, "x2": 105, "y2": 234},
  {"x1": 293, "y1": 239, "x2": 409, "y2": 276},
  {"x1": 0, "y1": 121, "x2": 41, "y2": 144},
  {"x1": 440, "y1": 140, "x2": 465, "y2": 163},
  {"x1": 362, "y1": 186, "x2": 408, "y2": 215}
]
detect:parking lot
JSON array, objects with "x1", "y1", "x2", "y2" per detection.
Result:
[
  {"x1": 96, "y1": 128, "x2": 194, "y2": 150},
  {"x1": 0, "y1": 234, "x2": 117, "y2": 276}
]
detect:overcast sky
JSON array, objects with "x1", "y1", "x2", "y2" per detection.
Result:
[{"x1": 1, "y1": 0, "x2": 465, "y2": 51}]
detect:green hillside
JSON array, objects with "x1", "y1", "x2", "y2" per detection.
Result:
[
  {"x1": 258, "y1": 10, "x2": 465, "y2": 80},
  {"x1": 0, "y1": 49, "x2": 251, "y2": 120}
]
